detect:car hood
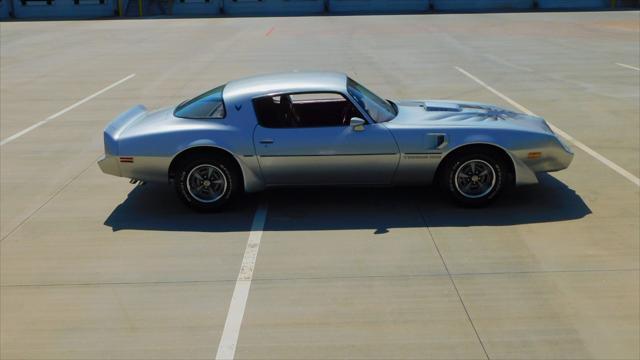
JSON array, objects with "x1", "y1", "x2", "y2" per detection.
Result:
[{"x1": 388, "y1": 100, "x2": 553, "y2": 134}]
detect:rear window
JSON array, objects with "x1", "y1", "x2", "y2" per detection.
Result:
[{"x1": 174, "y1": 85, "x2": 226, "y2": 119}]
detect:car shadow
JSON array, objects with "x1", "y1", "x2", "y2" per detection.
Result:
[{"x1": 104, "y1": 173, "x2": 591, "y2": 233}]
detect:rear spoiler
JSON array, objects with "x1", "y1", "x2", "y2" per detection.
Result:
[{"x1": 103, "y1": 105, "x2": 147, "y2": 155}]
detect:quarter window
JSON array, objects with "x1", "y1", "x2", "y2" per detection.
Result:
[{"x1": 174, "y1": 85, "x2": 226, "y2": 119}]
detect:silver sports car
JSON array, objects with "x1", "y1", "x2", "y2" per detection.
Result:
[{"x1": 98, "y1": 71, "x2": 573, "y2": 211}]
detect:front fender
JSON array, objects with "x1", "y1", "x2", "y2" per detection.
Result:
[
  {"x1": 510, "y1": 152, "x2": 539, "y2": 185},
  {"x1": 444, "y1": 140, "x2": 538, "y2": 186}
]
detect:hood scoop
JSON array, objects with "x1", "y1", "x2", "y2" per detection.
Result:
[{"x1": 423, "y1": 101, "x2": 462, "y2": 112}]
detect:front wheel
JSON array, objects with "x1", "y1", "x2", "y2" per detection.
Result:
[
  {"x1": 441, "y1": 150, "x2": 507, "y2": 207},
  {"x1": 174, "y1": 155, "x2": 240, "y2": 212}
]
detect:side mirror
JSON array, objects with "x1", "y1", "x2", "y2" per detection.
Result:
[{"x1": 350, "y1": 117, "x2": 365, "y2": 131}]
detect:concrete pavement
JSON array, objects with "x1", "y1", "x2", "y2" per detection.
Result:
[{"x1": 1, "y1": 11, "x2": 639, "y2": 359}]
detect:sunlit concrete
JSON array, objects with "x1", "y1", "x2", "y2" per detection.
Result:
[{"x1": 1, "y1": 11, "x2": 638, "y2": 359}]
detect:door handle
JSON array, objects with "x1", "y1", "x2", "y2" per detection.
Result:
[{"x1": 259, "y1": 139, "x2": 274, "y2": 144}]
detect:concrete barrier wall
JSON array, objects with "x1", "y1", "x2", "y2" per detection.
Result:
[
  {"x1": 222, "y1": 0, "x2": 324, "y2": 15},
  {"x1": 329, "y1": 0, "x2": 429, "y2": 13},
  {"x1": 0, "y1": 0, "x2": 12, "y2": 18},
  {"x1": 12, "y1": 0, "x2": 116, "y2": 18},
  {"x1": 172, "y1": 0, "x2": 221, "y2": 15},
  {"x1": 0, "y1": 0, "x2": 629, "y2": 19},
  {"x1": 537, "y1": 0, "x2": 608, "y2": 8},
  {"x1": 431, "y1": 0, "x2": 532, "y2": 10}
]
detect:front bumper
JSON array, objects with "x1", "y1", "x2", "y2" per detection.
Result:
[
  {"x1": 97, "y1": 154, "x2": 120, "y2": 177},
  {"x1": 514, "y1": 138, "x2": 574, "y2": 176},
  {"x1": 510, "y1": 135, "x2": 574, "y2": 186},
  {"x1": 545, "y1": 136, "x2": 574, "y2": 172}
]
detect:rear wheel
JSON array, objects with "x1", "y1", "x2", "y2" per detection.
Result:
[
  {"x1": 174, "y1": 154, "x2": 240, "y2": 212},
  {"x1": 440, "y1": 150, "x2": 507, "y2": 207}
]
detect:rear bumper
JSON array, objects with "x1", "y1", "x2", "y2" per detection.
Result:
[
  {"x1": 97, "y1": 154, "x2": 120, "y2": 177},
  {"x1": 98, "y1": 154, "x2": 172, "y2": 182}
]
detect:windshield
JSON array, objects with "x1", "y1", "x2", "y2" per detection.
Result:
[
  {"x1": 174, "y1": 85, "x2": 226, "y2": 119},
  {"x1": 347, "y1": 78, "x2": 397, "y2": 123}
]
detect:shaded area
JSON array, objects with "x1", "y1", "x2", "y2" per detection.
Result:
[
  {"x1": 104, "y1": 173, "x2": 590, "y2": 233},
  {"x1": 418, "y1": 173, "x2": 592, "y2": 227}
]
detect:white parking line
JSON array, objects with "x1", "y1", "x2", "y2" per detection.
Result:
[
  {"x1": 616, "y1": 63, "x2": 640, "y2": 71},
  {"x1": 216, "y1": 202, "x2": 268, "y2": 360},
  {"x1": 455, "y1": 66, "x2": 640, "y2": 187},
  {"x1": 0, "y1": 73, "x2": 136, "y2": 146},
  {"x1": 483, "y1": 54, "x2": 534, "y2": 72}
]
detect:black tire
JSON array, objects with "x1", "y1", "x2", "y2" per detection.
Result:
[
  {"x1": 440, "y1": 149, "x2": 508, "y2": 207},
  {"x1": 174, "y1": 154, "x2": 240, "y2": 212}
]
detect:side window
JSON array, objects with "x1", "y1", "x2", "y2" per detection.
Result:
[
  {"x1": 174, "y1": 85, "x2": 226, "y2": 119},
  {"x1": 289, "y1": 93, "x2": 344, "y2": 102},
  {"x1": 253, "y1": 96, "x2": 283, "y2": 128},
  {"x1": 253, "y1": 92, "x2": 363, "y2": 128}
]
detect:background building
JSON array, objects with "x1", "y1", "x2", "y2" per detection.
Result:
[{"x1": 1, "y1": 0, "x2": 638, "y2": 20}]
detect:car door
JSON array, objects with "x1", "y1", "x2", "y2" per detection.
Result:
[{"x1": 252, "y1": 92, "x2": 399, "y2": 185}]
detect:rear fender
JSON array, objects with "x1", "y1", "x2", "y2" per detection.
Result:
[
  {"x1": 104, "y1": 105, "x2": 147, "y2": 155},
  {"x1": 171, "y1": 142, "x2": 265, "y2": 193}
]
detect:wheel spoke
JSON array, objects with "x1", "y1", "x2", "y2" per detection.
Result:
[
  {"x1": 186, "y1": 164, "x2": 228, "y2": 203},
  {"x1": 454, "y1": 159, "x2": 497, "y2": 199}
]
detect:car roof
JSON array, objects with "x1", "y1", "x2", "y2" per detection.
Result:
[{"x1": 223, "y1": 71, "x2": 348, "y2": 99}]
